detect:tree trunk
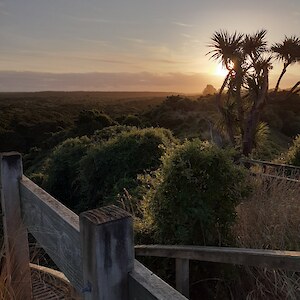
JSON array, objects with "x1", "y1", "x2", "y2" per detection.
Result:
[
  {"x1": 284, "y1": 81, "x2": 300, "y2": 100},
  {"x1": 242, "y1": 66, "x2": 269, "y2": 156},
  {"x1": 235, "y1": 70, "x2": 244, "y2": 136},
  {"x1": 274, "y1": 66, "x2": 287, "y2": 92},
  {"x1": 242, "y1": 112, "x2": 260, "y2": 156},
  {"x1": 215, "y1": 70, "x2": 235, "y2": 145}
]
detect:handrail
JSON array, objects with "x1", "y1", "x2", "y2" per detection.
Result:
[
  {"x1": 135, "y1": 244, "x2": 300, "y2": 298},
  {"x1": 135, "y1": 245, "x2": 300, "y2": 271},
  {"x1": 251, "y1": 172, "x2": 300, "y2": 183},
  {"x1": 241, "y1": 158, "x2": 300, "y2": 171},
  {"x1": 1, "y1": 152, "x2": 186, "y2": 300}
]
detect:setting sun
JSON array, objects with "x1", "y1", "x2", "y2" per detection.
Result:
[{"x1": 215, "y1": 63, "x2": 229, "y2": 77}]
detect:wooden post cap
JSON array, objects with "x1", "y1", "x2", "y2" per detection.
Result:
[{"x1": 80, "y1": 205, "x2": 131, "y2": 225}]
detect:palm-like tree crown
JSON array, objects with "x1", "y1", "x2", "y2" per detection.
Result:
[
  {"x1": 271, "y1": 36, "x2": 300, "y2": 66},
  {"x1": 243, "y1": 30, "x2": 268, "y2": 60},
  {"x1": 207, "y1": 30, "x2": 244, "y2": 70}
]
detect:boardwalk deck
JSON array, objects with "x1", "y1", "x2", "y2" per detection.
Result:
[{"x1": 31, "y1": 264, "x2": 79, "y2": 300}]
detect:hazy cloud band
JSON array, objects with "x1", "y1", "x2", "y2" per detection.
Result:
[
  {"x1": 0, "y1": 71, "x2": 220, "y2": 93},
  {"x1": 0, "y1": 71, "x2": 297, "y2": 93}
]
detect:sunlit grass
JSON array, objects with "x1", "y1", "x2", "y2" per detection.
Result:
[{"x1": 234, "y1": 173, "x2": 300, "y2": 299}]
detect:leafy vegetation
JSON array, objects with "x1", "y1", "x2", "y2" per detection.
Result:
[
  {"x1": 208, "y1": 30, "x2": 300, "y2": 156},
  {"x1": 0, "y1": 69, "x2": 300, "y2": 298},
  {"x1": 79, "y1": 127, "x2": 177, "y2": 211},
  {"x1": 141, "y1": 140, "x2": 248, "y2": 246},
  {"x1": 44, "y1": 136, "x2": 91, "y2": 209},
  {"x1": 285, "y1": 135, "x2": 300, "y2": 166}
]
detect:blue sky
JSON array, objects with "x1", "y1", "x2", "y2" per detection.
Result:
[{"x1": 0, "y1": 0, "x2": 299, "y2": 92}]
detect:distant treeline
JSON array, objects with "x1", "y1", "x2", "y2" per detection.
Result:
[{"x1": 1, "y1": 91, "x2": 299, "y2": 159}]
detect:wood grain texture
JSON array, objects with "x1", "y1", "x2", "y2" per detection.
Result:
[
  {"x1": 80, "y1": 205, "x2": 134, "y2": 300},
  {"x1": 0, "y1": 152, "x2": 32, "y2": 299},
  {"x1": 176, "y1": 258, "x2": 189, "y2": 298},
  {"x1": 135, "y1": 245, "x2": 300, "y2": 271},
  {"x1": 20, "y1": 176, "x2": 83, "y2": 292},
  {"x1": 129, "y1": 260, "x2": 187, "y2": 300}
]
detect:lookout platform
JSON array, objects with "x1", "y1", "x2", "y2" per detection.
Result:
[{"x1": 1, "y1": 152, "x2": 300, "y2": 299}]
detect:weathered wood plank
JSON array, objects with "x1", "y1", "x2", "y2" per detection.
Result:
[
  {"x1": 0, "y1": 152, "x2": 32, "y2": 299},
  {"x1": 19, "y1": 176, "x2": 83, "y2": 291},
  {"x1": 129, "y1": 260, "x2": 188, "y2": 300},
  {"x1": 176, "y1": 258, "x2": 189, "y2": 298},
  {"x1": 135, "y1": 245, "x2": 300, "y2": 271},
  {"x1": 30, "y1": 263, "x2": 81, "y2": 299},
  {"x1": 80, "y1": 205, "x2": 134, "y2": 300}
]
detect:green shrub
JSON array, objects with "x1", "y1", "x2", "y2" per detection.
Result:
[
  {"x1": 143, "y1": 139, "x2": 249, "y2": 246},
  {"x1": 74, "y1": 109, "x2": 115, "y2": 136},
  {"x1": 122, "y1": 114, "x2": 142, "y2": 127},
  {"x1": 92, "y1": 125, "x2": 136, "y2": 142},
  {"x1": 45, "y1": 136, "x2": 91, "y2": 209},
  {"x1": 79, "y1": 127, "x2": 177, "y2": 211},
  {"x1": 286, "y1": 135, "x2": 300, "y2": 166}
]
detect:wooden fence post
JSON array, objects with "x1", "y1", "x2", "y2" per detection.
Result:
[
  {"x1": 176, "y1": 258, "x2": 189, "y2": 298},
  {"x1": 0, "y1": 152, "x2": 32, "y2": 299},
  {"x1": 80, "y1": 205, "x2": 134, "y2": 300}
]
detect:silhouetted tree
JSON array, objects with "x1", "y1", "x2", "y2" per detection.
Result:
[
  {"x1": 208, "y1": 30, "x2": 272, "y2": 156},
  {"x1": 271, "y1": 36, "x2": 300, "y2": 93}
]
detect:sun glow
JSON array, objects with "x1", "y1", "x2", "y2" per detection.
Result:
[{"x1": 215, "y1": 63, "x2": 229, "y2": 77}]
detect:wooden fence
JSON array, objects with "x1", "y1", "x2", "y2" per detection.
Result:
[
  {"x1": 0, "y1": 152, "x2": 186, "y2": 300},
  {"x1": 1, "y1": 152, "x2": 300, "y2": 299},
  {"x1": 135, "y1": 245, "x2": 300, "y2": 298},
  {"x1": 241, "y1": 158, "x2": 300, "y2": 182}
]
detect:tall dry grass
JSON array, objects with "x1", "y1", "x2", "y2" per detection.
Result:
[
  {"x1": 234, "y1": 173, "x2": 300, "y2": 299},
  {"x1": 0, "y1": 245, "x2": 16, "y2": 300}
]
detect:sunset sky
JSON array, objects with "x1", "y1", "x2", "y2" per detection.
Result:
[{"x1": 0, "y1": 0, "x2": 299, "y2": 92}]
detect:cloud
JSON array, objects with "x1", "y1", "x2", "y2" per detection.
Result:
[
  {"x1": 0, "y1": 70, "x2": 298, "y2": 93},
  {"x1": 76, "y1": 38, "x2": 109, "y2": 45},
  {"x1": 181, "y1": 33, "x2": 193, "y2": 39},
  {"x1": 172, "y1": 22, "x2": 193, "y2": 27},
  {"x1": 0, "y1": 71, "x2": 218, "y2": 93},
  {"x1": 121, "y1": 37, "x2": 147, "y2": 44}
]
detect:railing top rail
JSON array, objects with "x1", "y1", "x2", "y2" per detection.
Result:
[
  {"x1": 129, "y1": 260, "x2": 187, "y2": 300},
  {"x1": 135, "y1": 245, "x2": 300, "y2": 272},
  {"x1": 241, "y1": 158, "x2": 300, "y2": 170},
  {"x1": 251, "y1": 172, "x2": 300, "y2": 183}
]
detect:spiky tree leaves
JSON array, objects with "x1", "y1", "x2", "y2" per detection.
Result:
[
  {"x1": 208, "y1": 30, "x2": 244, "y2": 70},
  {"x1": 271, "y1": 36, "x2": 300, "y2": 92},
  {"x1": 207, "y1": 29, "x2": 272, "y2": 156},
  {"x1": 243, "y1": 30, "x2": 268, "y2": 61}
]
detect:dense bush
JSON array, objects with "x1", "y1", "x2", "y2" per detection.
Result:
[
  {"x1": 122, "y1": 114, "x2": 142, "y2": 127},
  {"x1": 164, "y1": 95, "x2": 198, "y2": 112},
  {"x1": 74, "y1": 109, "x2": 115, "y2": 136},
  {"x1": 286, "y1": 135, "x2": 300, "y2": 165},
  {"x1": 92, "y1": 125, "x2": 135, "y2": 142},
  {"x1": 79, "y1": 127, "x2": 177, "y2": 211},
  {"x1": 143, "y1": 139, "x2": 249, "y2": 246},
  {"x1": 45, "y1": 136, "x2": 91, "y2": 209}
]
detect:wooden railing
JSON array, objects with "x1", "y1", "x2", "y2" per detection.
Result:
[
  {"x1": 0, "y1": 152, "x2": 186, "y2": 300},
  {"x1": 135, "y1": 245, "x2": 300, "y2": 298},
  {"x1": 2, "y1": 152, "x2": 300, "y2": 299},
  {"x1": 240, "y1": 158, "x2": 300, "y2": 183},
  {"x1": 241, "y1": 158, "x2": 300, "y2": 171}
]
